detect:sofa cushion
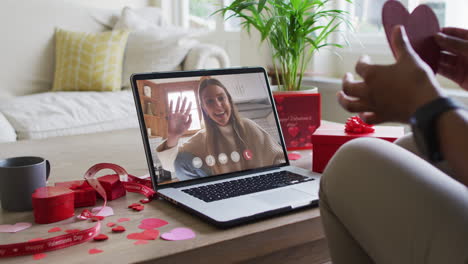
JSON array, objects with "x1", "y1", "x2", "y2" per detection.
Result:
[
  {"x1": 0, "y1": 91, "x2": 138, "y2": 140},
  {"x1": 0, "y1": 112, "x2": 16, "y2": 143},
  {"x1": 114, "y1": 7, "x2": 202, "y2": 88},
  {"x1": 52, "y1": 29, "x2": 130, "y2": 92}
]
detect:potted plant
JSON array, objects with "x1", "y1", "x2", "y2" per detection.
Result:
[{"x1": 216, "y1": 0, "x2": 351, "y2": 150}]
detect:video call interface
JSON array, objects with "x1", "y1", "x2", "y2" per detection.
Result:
[{"x1": 136, "y1": 72, "x2": 287, "y2": 185}]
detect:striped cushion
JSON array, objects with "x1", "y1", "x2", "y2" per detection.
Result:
[{"x1": 52, "y1": 28, "x2": 129, "y2": 92}]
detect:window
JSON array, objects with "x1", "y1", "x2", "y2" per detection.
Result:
[
  {"x1": 167, "y1": 90, "x2": 202, "y2": 131},
  {"x1": 310, "y1": 0, "x2": 467, "y2": 89}
]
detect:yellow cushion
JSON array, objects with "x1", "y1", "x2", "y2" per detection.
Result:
[{"x1": 52, "y1": 28, "x2": 130, "y2": 92}]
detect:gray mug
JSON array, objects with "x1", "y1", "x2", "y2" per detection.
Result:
[{"x1": 0, "y1": 156, "x2": 50, "y2": 211}]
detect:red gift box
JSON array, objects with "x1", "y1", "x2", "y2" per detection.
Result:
[
  {"x1": 55, "y1": 180, "x2": 97, "y2": 207},
  {"x1": 311, "y1": 122, "x2": 404, "y2": 173},
  {"x1": 32, "y1": 186, "x2": 75, "y2": 224},
  {"x1": 98, "y1": 174, "x2": 126, "y2": 200},
  {"x1": 273, "y1": 91, "x2": 321, "y2": 150}
]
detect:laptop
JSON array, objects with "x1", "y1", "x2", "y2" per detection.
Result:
[{"x1": 130, "y1": 67, "x2": 321, "y2": 228}]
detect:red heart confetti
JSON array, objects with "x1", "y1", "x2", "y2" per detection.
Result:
[
  {"x1": 65, "y1": 229, "x2": 81, "y2": 234},
  {"x1": 112, "y1": 226, "x2": 126, "y2": 233},
  {"x1": 33, "y1": 253, "x2": 47, "y2": 260},
  {"x1": 345, "y1": 116, "x2": 375, "y2": 134},
  {"x1": 138, "y1": 218, "x2": 169, "y2": 230},
  {"x1": 288, "y1": 152, "x2": 302, "y2": 161},
  {"x1": 93, "y1": 234, "x2": 109, "y2": 241},
  {"x1": 133, "y1": 240, "x2": 149, "y2": 245},
  {"x1": 28, "y1": 238, "x2": 44, "y2": 242},
  {"x1": 88, "y1": 248, "x2": 104, "y2": 255},
  {"x1": 140, "y1": 198, "x2": 151, "y2": 204},
  {"x1": 126, "y1": 229, "x2": 160, "y2": 240},
  {"x1": 117, "y1": 218, "x2": 130, "y2": 223},
  {"x1": 77, "y1": 209, "x2": 93, "y2": 220},
  {"x1": 132, "y1": 205, "x2": 145, "y2": 211},
  {"x1": 91, "y1": 216, "x2": 105, "y2": 222},
  {"x1": 128, "y1": 203, "x2": 140, "y2": 209},
  {"x1": 48, "y1": 227, "x2": 62, "y2": 233},
  {"x1": 106, "y1": 222, "x2": 116, "y2": 227}
]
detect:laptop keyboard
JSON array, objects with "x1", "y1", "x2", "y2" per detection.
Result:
[{"x1": 182, "y1": 171, "x2": 314, "y2": 202}]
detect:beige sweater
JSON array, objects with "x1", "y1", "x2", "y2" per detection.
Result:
[{"x1": 156, "y1": 118, "x2": 285, "y2": 177}]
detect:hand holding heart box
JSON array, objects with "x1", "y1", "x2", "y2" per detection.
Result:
[{"x1": 382, "y1": 0, "x2": 441, "y2": 72}]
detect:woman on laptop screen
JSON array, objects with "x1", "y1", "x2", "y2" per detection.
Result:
[{"x1": 156, "y1": 77, "x2": 285, "y2": 181}]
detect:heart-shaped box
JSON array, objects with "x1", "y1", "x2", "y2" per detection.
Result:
[
  {"x1": 98, "y1": 174, "x2": 126, "y2": 201},
  {"x1": 55, "y1": 180, "x2": 96, "y2": 207},
  {"x1": 382, "y1": 0, "x2": 440, "y2": 72},
  {"x1": 32, "y1": 186, "x2": 74, "y2": 224}
]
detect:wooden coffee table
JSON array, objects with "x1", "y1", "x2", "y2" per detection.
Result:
[{"x1": 0, "y1": 129, "x2": 329, "y2": 263}]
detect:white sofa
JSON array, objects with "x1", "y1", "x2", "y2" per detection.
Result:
[{"x1": 0, "y1": 0, "x2": 230, "y2": 143}]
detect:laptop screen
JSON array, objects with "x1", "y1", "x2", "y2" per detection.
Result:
[{"x1": 132, "y1": 68, "x2": 288, "y2": 185}]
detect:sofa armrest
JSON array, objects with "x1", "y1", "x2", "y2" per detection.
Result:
[{"x1": 182, "y1": 43, "x2": 230, "y2": 70}]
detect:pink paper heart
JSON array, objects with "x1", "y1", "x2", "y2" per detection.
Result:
[
  {"x1": 92, "y1": 206, "x2": 114, "y2": 217},
  {"x1": 117, "y1": 217, "x2": 130, "y2": 223},
  {"x1": 0, "y1": 222, "x2": 32, "y2": 233},
  {"x1": 382, "y1": 1, "x2": 440, "y2": 72},
  {"x1": 88, "y1": 248, "x2": 103, "y2": 255},
  {"x1": 161, "y1": 227, "x2": 196, "y2": 241},
  {"x1": 138, "y1": 218, "x2": 168, "y2": 230}
]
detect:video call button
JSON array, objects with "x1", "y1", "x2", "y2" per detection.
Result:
[
  {"x1": 205, "y1": 155, "x2": 216, "y2": 167},
  {"x1": 243, "y1": 149, "x2": 253, "y2": 161},
  {"x1": 218, "y1": 153, "x2": 228, "y2": 165},
  {"x1": 230, "y1": 151, "x2": 240, "y2": 163},
  {"x1": 192, "y1": 157, "x2": 203, "y2": 169}
]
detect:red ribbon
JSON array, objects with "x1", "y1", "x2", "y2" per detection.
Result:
[
  {"x1": 78, "y1": 163, "x2": 157, "y2": 220},
  {"x1": 344, "y1": 116, "x2": 375, "y2": 134},
  {"x1": 0, "y1": 222, "x2": 100, "y2": 258},
  {"x1": 0, "y1": 163, "x2": 156, "y2": 258}
]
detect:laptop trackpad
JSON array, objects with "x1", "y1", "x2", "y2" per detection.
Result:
[{"x1": 252, "y1": 188, "x2": 315, "y2": 207}]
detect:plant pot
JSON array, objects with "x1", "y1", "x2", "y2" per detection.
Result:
[{"x1": 272, "y1": 86, "x2": 321, "y2": 150}]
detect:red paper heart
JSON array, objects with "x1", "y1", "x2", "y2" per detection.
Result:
[
  {"x1": 117, "y1": 218, "x2": 130, "y2": 222},
  {"x1": 288, "y1": 153, "x2": 302, "y2": 160},
  {"x1": 93, "y1": 234, "x2": 109, "y2": 241},
  {"x1": 138, "y1": 218, "x2": 169, "y2": 230},
  {"x1": 48, "y1": 227, "x2": 62, "y2": 233},
  {"x1": 126, "y1": 229, "x2": 160, "y2": 240},
  {"x1": 288, "y1": 127, "x2": 300, "y2": 138},
  {"x1": 106, "y1": 222, "x2": 116, "y2": 227},
  {"x1": 128, "y1": 203, "x2": 140, "y2": 208},
  {"x1": 112, "y1": 226, "x2": 126, "y2": 233},
  {"x1": 33, "y1": 253, "x2": 47, "y2": 260},
  {"x1": 382, "y1": 0, "x2": 440, "y2": 72},
  {"x1": 91, "y1": 216, "x2": 105, "y2": 222},
  {"x1": 88, "y1": 248, "x2": 104, "y2": 254},
  {"x1": 134, "y1": 240, "x2": 149, "y2": 245}
]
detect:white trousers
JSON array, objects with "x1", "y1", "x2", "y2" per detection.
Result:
[{"x1": 319, "y1": 135, "x2": 468, "y2": 264}]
